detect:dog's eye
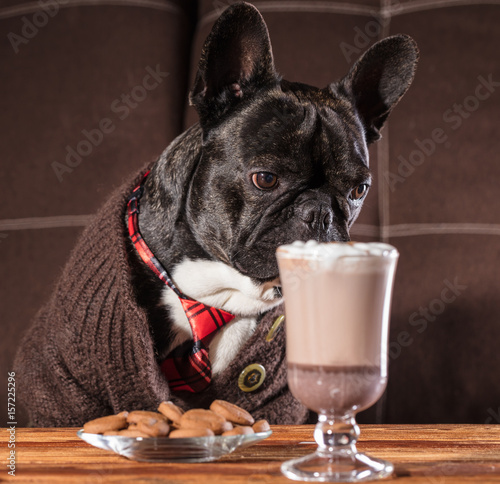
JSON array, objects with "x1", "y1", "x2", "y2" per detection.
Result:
[
  {"x1": 350, "y1": 184, "x2": 368, "y2": 201},
  {"x1": 252, "y1": 172, "x2": 278, "y2": 190}
]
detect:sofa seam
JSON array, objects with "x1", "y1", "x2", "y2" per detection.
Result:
[
  {"x1": 197, "y1": 0, "x2": 500, "y2": 29},
  {"x1": 390, "y1": 0, "x2": 500, "y2": 17},
  {"x1": 0, "y1": 0, "x2": 185, "y2": 20},
  {"x1": 0, "y1": 215, "x2": 94, "y2": 230},
  {"x1": 2, "y1": 217, "x2": 500, "y2": 236},
  {"x1": 198, "y1": 1, "x2": 381, "y2": 30}
]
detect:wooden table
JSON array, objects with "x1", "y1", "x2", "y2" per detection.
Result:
[{"x1": 2, "y1": 425, "x2": 500, "y2": 483}]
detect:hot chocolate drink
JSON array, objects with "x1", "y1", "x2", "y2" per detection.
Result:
[
  {"x1": 276, "y1": 241, "x2": 398, "y2": 415},
  {"x1": 288, "y1": 364, "x2": 386, "y2": 415}
]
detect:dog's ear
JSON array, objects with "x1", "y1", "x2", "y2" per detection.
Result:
[
  {"x1": 338, "y1": 35, "x2": 419, "y2": 143},
  {"x1": 189, "y1": 2, "x2": 279, "y2": 128}
]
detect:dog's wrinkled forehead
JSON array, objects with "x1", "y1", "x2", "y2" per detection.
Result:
[
  {"x1": 240, "y1": 90, "x2": 318, "y2": 159},
  {"x1": 210, "y1": 84, "x2": 370, "y2": 182}
]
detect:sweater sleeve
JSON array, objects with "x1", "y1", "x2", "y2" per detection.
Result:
[
  {"x1": 14, "y1": 306, "x2": 110, "y2": 427},
  {"x1": 14, "y1": 173, "x2": 171, "y2": 426}
]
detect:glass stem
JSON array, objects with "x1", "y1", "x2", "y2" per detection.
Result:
[{"x1": 313, "y1": 413, "x2": 360, "y2": 455}]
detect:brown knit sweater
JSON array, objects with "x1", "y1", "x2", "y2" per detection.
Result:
[{"x1": 14, "y1": 170, "x2": 308, "y2": 427}]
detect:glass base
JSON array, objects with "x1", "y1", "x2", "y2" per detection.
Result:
[{"x1": 281, "y1": 449, "x2": 393, "y2": 482}]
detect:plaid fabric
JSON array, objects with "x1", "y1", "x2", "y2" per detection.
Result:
[{"x1": 127, "y1": 172, "x2": 235, "y2": 392}]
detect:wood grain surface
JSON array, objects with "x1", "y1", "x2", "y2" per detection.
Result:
[{"x1": 2, "y1": 425, "x2": 500, "y2": 483}]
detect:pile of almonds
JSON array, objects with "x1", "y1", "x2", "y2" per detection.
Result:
[{"x1": 83, "y1": 399, "x2": 270, "y2": 439}]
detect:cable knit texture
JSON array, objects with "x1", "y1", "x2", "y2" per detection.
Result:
[{"x1": 14, "y1": 169, "x2": 308, "y2": 427}]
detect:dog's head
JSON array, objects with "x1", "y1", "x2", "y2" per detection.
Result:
[{"x1": 160, "y1": 2, "x2": 418, "y2": 283}]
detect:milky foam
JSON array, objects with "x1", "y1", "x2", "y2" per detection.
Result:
[{"x1": 277, "y1": 240, "x2": 398, "y2": 260}]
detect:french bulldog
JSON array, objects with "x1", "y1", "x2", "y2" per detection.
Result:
[{"x1": 132, "y1": 2, "x2": 419, "y2": 376}]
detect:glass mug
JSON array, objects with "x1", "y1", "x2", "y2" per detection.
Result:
[{"x1": 276, "y1": 241, "x2": 399, "y2": 482}]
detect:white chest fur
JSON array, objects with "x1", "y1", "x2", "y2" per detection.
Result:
[{"x1": 160, "y1": 258, "x2": 282, "y2": 375}]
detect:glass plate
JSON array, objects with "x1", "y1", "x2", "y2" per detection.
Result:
[{"x1": 77, "y1": 429, "x2": 272, "y2": 462}]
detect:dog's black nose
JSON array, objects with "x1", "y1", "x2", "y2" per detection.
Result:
[{"x1": 297, "y1": 200, "x2": 334, "y2": 232}]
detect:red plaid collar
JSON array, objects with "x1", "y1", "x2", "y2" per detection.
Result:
[{"x1": 127, "y1": 171, "x2": 235, "y2": 392}]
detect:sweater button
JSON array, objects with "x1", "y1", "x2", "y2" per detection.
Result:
[{"x1": 238, "y1": 364, "x2": 266, "y2": 392}]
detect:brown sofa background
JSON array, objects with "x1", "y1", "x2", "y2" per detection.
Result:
[{"x1": 2, "y1": 0, "x2": 499, "y2": 426}]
